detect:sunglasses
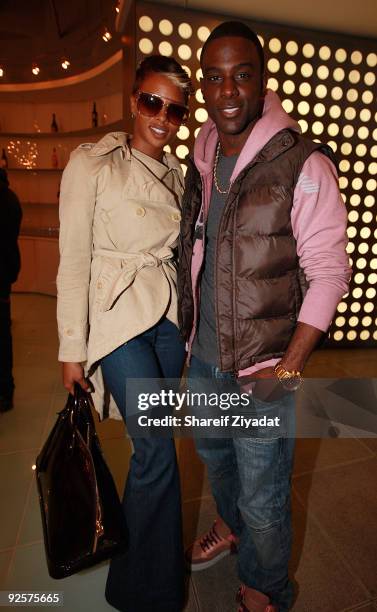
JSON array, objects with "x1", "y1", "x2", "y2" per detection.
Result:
[{"x1": 135, "y1": 91, "x2": 189, "y2": 126}]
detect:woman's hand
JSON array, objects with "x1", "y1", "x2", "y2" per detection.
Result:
[{"x1": 62, "y1": 362, "x2": 89, "y2": 395}]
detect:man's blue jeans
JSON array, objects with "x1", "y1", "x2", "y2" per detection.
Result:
[
  {"x1": 100, "y1": 318, "x2": 186, "y2": 612},
  {"x1": 188, "y1": 355, "x2": 295, "y2": 611}
]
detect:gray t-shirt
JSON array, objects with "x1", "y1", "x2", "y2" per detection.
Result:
[{"x1": 192, "y1": 152, "x2": 238, "y2": 366}]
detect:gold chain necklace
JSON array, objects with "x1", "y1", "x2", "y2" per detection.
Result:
[{"x1": 213, "y1": 142, "x2": 230, "y2": 195}]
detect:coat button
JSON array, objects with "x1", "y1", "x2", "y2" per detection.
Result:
[
  {"x1": 66, "y1": 328, "x2": 74, "y2": 336},
  {"x1": 97, "y1": 281, "x2": 102, "y2": 289},
  {"x1": 136, "y1": 207, "x2": 146, "y2": 217},
  {"x1": 171, "y1": 212, "x2": 181, "y2": 222}
]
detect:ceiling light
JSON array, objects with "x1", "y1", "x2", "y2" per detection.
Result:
[
  {"x1": 102, "y1": 27, "x2": 112, "y2": 42},
  {"x1": 0, "y1": 67, "x2": 4, "y2": 77},
  {"x1": 61, "y1": 58, "x2": 70, "y2": 70},
  {"x1": 32, "y1": 64, "x2": 40, "y2": 75},
  {"x1": 115, "y1": 2, "x2": 120, "y2": 13}
]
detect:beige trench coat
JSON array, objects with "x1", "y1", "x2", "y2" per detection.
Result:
[{"x1": 56, "y1": 132, "x2": 184, "y2": 419}]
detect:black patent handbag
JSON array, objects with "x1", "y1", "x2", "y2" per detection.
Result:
[{"x1": 35, "y1": 384, "x2": 128, "y2": 579}]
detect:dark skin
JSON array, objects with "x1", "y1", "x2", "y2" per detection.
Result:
[{"x1": 201, "y1": 36, "x2": 323, "y2": 382}]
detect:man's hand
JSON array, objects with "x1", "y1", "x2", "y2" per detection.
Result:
[
  {"x1": 238, "y1": 367, "x2": 286, "y2": 402},
  {"x1": 62, "y1": 362, "x2": 89, "y2": 395}
]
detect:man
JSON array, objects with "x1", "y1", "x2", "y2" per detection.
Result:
[
  {"x1": 0, "y1": 168, "x2": 22, "y2": 412},
  {"x1": 178, "y1": 21, "x2": 350, "y2": 612}
]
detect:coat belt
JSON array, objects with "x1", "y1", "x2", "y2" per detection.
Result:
[{"x1": 93, "y1": 247, "x2": 174, "y2": 311}]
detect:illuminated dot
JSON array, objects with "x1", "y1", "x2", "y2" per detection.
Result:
[
  {"x1": 286, "y1": 41, "x2": 298, "y2": 55},
  {"x1": 176, "y1": 144, "x2": 189, "y2": 159},
  {"x1": 365, "y1": 72, "x2": 376, "y2": 86},
  {"x1": 350, "y1": 194, "x2": 361, "y2": 206},
  {"x1": 351, "y1": 50, "x2": 363, "y2": 65},
  {"x1": 177, "y1": 125, "x2": 190, "y2": 140},
  {"x1": 365, "y1": 196, "x2": 375, "y2": 207},
  {"x1": 373, "y1": 245, "x2": 377, "y2": 255},
  {"x1": 368, "y1": 162, "x2": 377, "y2": 174},
  {"x1": 366, "y1": 288, "x2": 376, "y2": 299},
  {"x1": 369, "y1": 273, "x2": 377, "y2": 284},
  {"x1": 333, "y1": 331, "x2": 344, "y2": 341},
  {"x1": 356, "y1": 258, "x2": 367, "y2": 269},
  {"x1": 335, "y1": 48, "x2": 347, "y2": 62},
  {"x1": 257, "y1": 35, "x2": 264, "y2": 47},
  {"x1": 341, "y1": 193, "x2": 347, "y2": 204},
  {"x1": 374, "y1": 128, "x2": 377, "y2": 141},
  {"x1": 317, "y1": 65, "x2": 329, "y2": 79},
  {"x1": 328, "y1": 123, "x2": 339, "y2": 136},
  {"x1": 194, "y1": 127, "x2": 200, "y2": 138},
  {"x1": 339, "y1": 159, "x2": 350, "y2": 172},
  {"x1": 197, "y1": 47, "x2": 202, "y2": 61},
  {"x1": 357, "y1": 126, "x2": 369, "y2": 141},
  {"x1": 335, "y1": 316, "x2": 346, "y2": 327},
  {"x1": 164, "y1": 145, "x2": 171, "y2": 153},
  {"x1": 349, "y1": 317, "x2": 359, "y2": 327},
  {"x1": 353, "y1": 288, "x2": 363, "y2": 298},
  {"x1": 339, "y1": 176, "x2": 348, "y2": 189},
  {"x1": 197, "y1": 26, "x2": 210, "y2": 42},
  {"x1": 362, "y1": 316, "x2": 372, "y2": 326},
  {"x1": 139, "y1": 38, "x2": 153, "y2": 54},
  {"x1": 284, "y1": 60, "x2": 297, "y2": 75},
  {"x1": 360, "y1": 226, "x2": 371, "y2": 238},
  {"x1": 345, "y1": 107, "x2": 356, "y2": 120},
  {"x1": 159, "y1": 41, "x2": 173, "y2": 56},
  {"x1": 298, "y1": 119, "x2": 308, "y2": 133},
  {"x1": 347, "y1": 330, "x2": 357, "y2": 340},
  {"x1": 331, "y1": 87, "x2": 343, "y2": 100},
  {"x1": 347, "y1": 88, "x2": 358, "y2": 102},
  {"x1": 312, "y1": 121, "x2": 324, "y2": 135},
  {"x1": 367, "y1": 179, "x2": 377, "y2": 191},
  {"x1": 139, "y1": 16, "x2": 153, "y2": 32},
  {"x1": 299, "y1": 82, "x2": 311, "y2": 96},
  {"x1": 341, "y1": 142, "x2": 352, "y2": 155},
  {"x1": 354, "y1": 161, "x2": 365, "y2": 174},
  {"x1": 282, "y1": 99, "x2": 294, "y2": 113},
  {"x1": 178, "y1": 23, "x2": 192, "y2": 39},
  {"x1": 329, "y1": 105, "x2": 341, "y2": 119},
  {"x1": 301, "y1": 63, "x2": 313, "y2": 78},
  {"x1": 356, "y1": 144, "x2": 367, "y2": 156},
  {"x1": 195, "y1": 89, "x2": 204, "y2": 104},
  {"x1": 268, "y1": 58, "x2": 280, "y2": 73},
  {"x1": 348, "y1": 210, "x2": 358, "y2": 223},
  {"x1": 333, "y1": 67, "x2": 345, "y2": 81},
  {"x1": 337, "y1": 302, "x2": 347, "y2": 313},
  {"x1": 346, "y1": 242, "x2": 355, "y2": 253},
  {"x1": 349, "y1": 70, "x2": 360, "y2": 84},
  {"x1": 182, "y1": 65, "x2": 191, "y2": 77},
  {"x1": 362, "y1": 211, "x2": 373, "y2": 223},
  {"x1": 178, "y1": 44, "x2": 192, "y2": 61},
  {"x1": 181, "y1": 163, "x2": 187, "y2": 176},
  {"x1": 315, "y1": 84, "x2": 327, "y2": 98},
  {"x1": 283, "y1": 80, "x2": 295, "y2": 94},
  {"x1": 360, "y1": 330, "x2": 370, "y2": 341},
  {"x1": 195, "y1": 108, "x2": 208, "y2": 123},
  {"x1": 352, "y1": 177, "x2": 363, "y2": 190},
  {"x1": 360, "y1": 108, "x2": 371, "y2": 122},
  {"x1": 358, "y1": 243, "x2": 369, "y2": 254},
  {"x1": 314, "y1": 103, "x2": 326, "y2": 117},
  {"x1": 347, "y1": 226, "x2": 357, "y2": 238},
  {"x1": 159, "y1": 19, "x2": 173, "y2": 36},
  {"x1": 303, "y1": 43, "x2": 315, "y2": 58},
  {"x1": 267, "y1": 77, "x2": 279, "y2": 91},
  {"x1": 350, "y1": 302, "x2": 361, "y2": 312},
  {"x1": 269, "y1": 38, "x2": 281, "y2": 53},
  {"x1": 196, "y1": 68, "x2": 203, "y2": 81},
  {"x1": 319, "y1": 46, "x2": 331, "y2": 60},
  {"x1": 366, "y1": 52, "x2": 377, "y2": 67},
  {"x1": 327, "y1": 140, "x2": 337, "y2": 152},
  {"x1": 362, "y1": 90, "x2": 373, "y2": 104},
  {"x1": 343, "y1": 124, "x2": 354, "y2": 138},
  {"x1": 298, "y1": 101, "x2": 310, "y2": 115}
]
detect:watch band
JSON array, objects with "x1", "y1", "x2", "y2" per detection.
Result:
[{"x1": 274, "y1": 363, "x2": 303, "y2": 391}]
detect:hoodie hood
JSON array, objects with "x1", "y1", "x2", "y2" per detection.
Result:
[{"x1": 194, "y1": 89, "x2": 300, "y2": 182}]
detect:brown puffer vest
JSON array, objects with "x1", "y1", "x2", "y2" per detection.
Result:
[{"x1": 178, "y1": 129, "x2": 336, "y2": 373}]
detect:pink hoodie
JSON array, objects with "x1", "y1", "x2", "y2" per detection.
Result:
[{"x1": 189, "y1": 90, "x2": 351, "y2": 376}]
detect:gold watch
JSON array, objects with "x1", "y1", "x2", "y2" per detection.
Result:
[{"x1": 274, "y1": 363, "x2": 303, "y2": 391}]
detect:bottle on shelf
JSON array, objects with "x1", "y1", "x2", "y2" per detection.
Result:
[
  {"x1": 0, "y1": 147, "x2": 8, "y2": 169},
  {"x1": 51, "y1": 113, "x2": 58, "y2": 132},
  {"x1": 92, "y1": 102, "x2": 98, "y2": 128},
  {"x1": 51, "y1": 147, "x2": 58, "y2": 169}
]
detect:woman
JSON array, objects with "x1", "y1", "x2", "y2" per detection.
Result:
[{"x1": 56, "y1": 55, "x2": 192, "y2": 612}]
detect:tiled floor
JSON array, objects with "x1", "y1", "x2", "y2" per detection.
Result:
[{"x1": 0, "y1": 293, "x2": 376, "y2": 611}]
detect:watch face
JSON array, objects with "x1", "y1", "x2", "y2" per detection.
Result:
[{"x1": 281, "y1": 376, "x2": 302, "y2": 392}]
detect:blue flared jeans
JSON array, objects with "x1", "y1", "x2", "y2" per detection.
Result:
[{"x1": 100, "y1": 318, "x2": 186, "y2": 612}]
